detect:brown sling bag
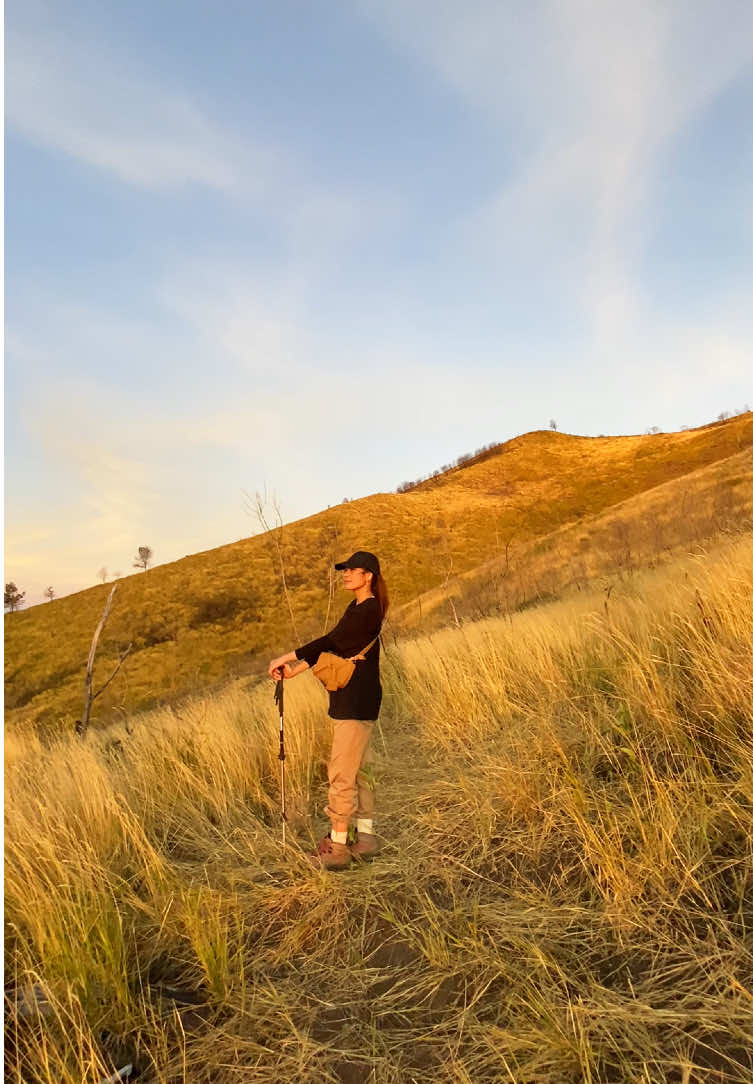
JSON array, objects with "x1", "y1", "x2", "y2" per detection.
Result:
[{"x1": 311, "y1": 635, "x2": 380, "y2": 692}]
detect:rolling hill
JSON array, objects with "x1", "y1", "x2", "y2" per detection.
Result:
[{"x1": 5, "y1": 412, "x2": 752, "y2": 733}]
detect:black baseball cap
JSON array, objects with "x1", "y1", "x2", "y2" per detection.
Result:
[{"x1": 334, "y1": 550, "x2": 381, "y2": 576}]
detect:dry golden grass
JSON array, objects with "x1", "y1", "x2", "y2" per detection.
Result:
[
  {"x1": 5, "y1": 413, "x2": 752, "y2": 734},
  {"x1": 397, "y1": 443, "x2": 753, "y2": 631},
  {"x1": 5, "y1": 533, "x2": 753, "y2": 1082}
]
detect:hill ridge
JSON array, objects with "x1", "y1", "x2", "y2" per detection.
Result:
[{"x1": 5, "y1": 413, "x2": 752, "y2": 732}]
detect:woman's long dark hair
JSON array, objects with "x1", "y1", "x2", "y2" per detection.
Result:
[{"x1": 371, "y1": 571, "x2": 389, "y2": 619}]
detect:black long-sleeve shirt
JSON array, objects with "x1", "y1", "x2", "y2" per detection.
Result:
[{"x1": 294, "y1": 596, "x2": 383, "y2": 720}]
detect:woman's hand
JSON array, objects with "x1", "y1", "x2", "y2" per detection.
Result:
[
  {"x1": 269, "y1": 654, "x2": 309, "y2": 681},
  {"x1": 268, "y1": 654, "x2": 293, "y2": 680}
]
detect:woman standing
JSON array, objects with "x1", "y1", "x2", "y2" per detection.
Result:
[{"x1": 268, "y1": 551, "x2": 388, "y2": 870}]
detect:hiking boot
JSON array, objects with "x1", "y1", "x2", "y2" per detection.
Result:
[
  {"x1": 349, "y1": 831, "x2": 382, "y2": 861},
  {"x1": 309, "y1": 834, "x2": 352, "y2": 871}
]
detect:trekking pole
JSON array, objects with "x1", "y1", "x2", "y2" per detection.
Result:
[{"x1": 273, "y1": 670, "x2": 287, "y2": 848}]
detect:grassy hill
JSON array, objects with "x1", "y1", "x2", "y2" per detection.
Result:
[
  {"x1": 5, "y1": 534, "x2": 752, "y2": 1081},
  {"x1": 400, "y1": 440, "x2": 753, "y2": 629},
  {"x1": 5, "y1": 412, "x2": 752, "y2": 734}
]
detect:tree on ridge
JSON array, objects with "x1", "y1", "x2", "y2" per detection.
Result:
[
  {"x1": 5, "y1": 583, "x2": 25, "y2": 612},
  {"x1": 133, "y1": 546, "x2": 153, "y2": 572}
]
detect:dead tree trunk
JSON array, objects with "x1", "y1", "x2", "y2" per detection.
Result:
[{"x1": 77, "y1": 584, "x2": 132, "y2": 738}]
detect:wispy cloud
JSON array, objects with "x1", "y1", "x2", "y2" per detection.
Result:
[
  {"x1": 6, "y1": 263, "x2": 750, "y2": 602},
  {"x1": 358, "y1": 0, "x2": 753, "y2": 346},
  {"x1": 5, "y1": 0, "x2": 405, "y2": 261},
  {"x1": 5, "y1": 5, "x2": 280, "y2": 194},
  {"x1": 6, "y1": 0, "x2": 752, "y2": 601}
]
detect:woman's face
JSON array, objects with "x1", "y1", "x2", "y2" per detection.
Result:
[{"x1": 342, "y1": 567, "x2": 372, "y2": 591}]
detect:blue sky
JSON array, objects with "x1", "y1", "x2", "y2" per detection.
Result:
[{"x1": 5, "y1": 0, "x2": 753, "y2": 603}]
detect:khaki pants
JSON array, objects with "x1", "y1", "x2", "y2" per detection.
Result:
[{"x1": 325, "y1": 718, "x2": 377, "y2": 833}]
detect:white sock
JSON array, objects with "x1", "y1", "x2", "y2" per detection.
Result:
[
  {"x1": 356, "y1": 819, "x2": 374, "y2": 836},
  {"x1": 331, "y1": 829, "x2": 348, "y2": 845}
]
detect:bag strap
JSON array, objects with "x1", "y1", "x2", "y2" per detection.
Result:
[
  {"x1": 352, "y1": 608, "x2": 390, "y2": 660},
  {"x1": 356, "y1": 634, "x2": 379, "y2": 658},
  {"x1": 352, "y1": 627, "x2": 383, "y2": 660}
]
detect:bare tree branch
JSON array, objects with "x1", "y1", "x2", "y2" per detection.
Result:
[
  {"x1": 321, "y1": 520, "x2": 343, "y2": 634},
  {"x1": 77, "y1": 584, "x2": 129, "y2": 737},
  {"x1": 243, "y1": 487, "x2": 299, "y2": 641},
  {"x1": 92, "y1": 643, "x2": 133, "y2": 703}
]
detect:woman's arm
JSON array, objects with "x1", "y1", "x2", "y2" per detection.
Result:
[
  {"x1": 270, "y1": 599, "x2": 380, "y2": 678},
  {"x1": 268, "y1": 652, "x2": 310, "y2": 680}
]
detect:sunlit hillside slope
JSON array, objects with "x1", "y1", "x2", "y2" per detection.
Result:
[
  {"x1": 398, "y1": 441, "x2": 753, "y2": 628},
  {"x1": 5, "y1": 535, "x2": 753, "y2": 1081},
  {"x1": 5, "y1": 413, "x2": 752, "y2": 733}
]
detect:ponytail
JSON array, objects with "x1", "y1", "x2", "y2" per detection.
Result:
[{"x1": 371, "y1": 571, "x2": 389, "y2": 619}]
